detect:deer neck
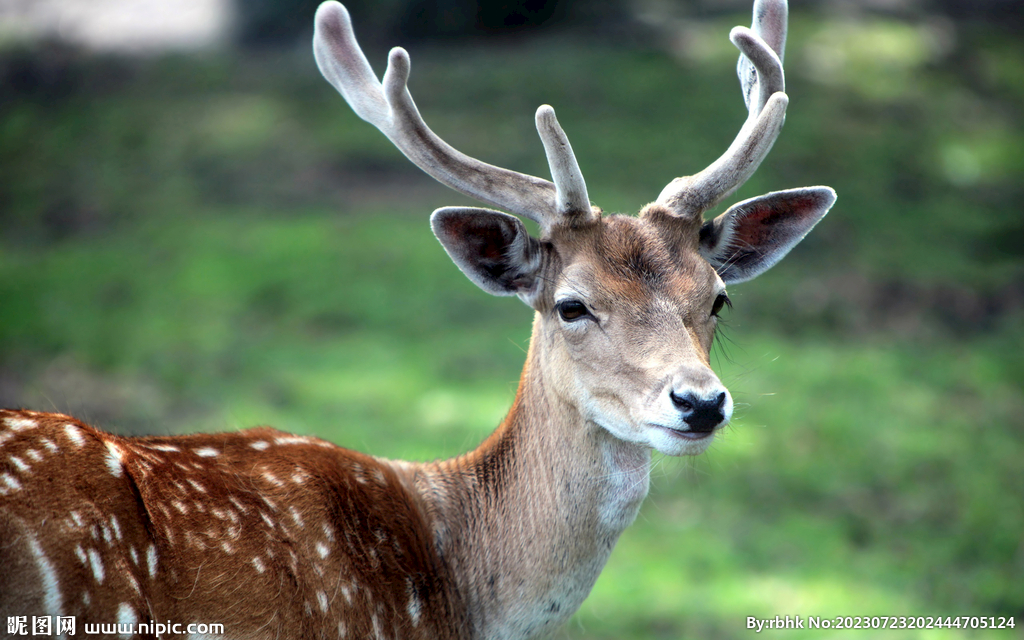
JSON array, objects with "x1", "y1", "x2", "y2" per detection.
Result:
[{"x1": 411, "y1": 317, "x2": 652, "y2": 640}]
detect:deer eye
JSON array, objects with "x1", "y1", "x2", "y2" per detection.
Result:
[
  {"x1": 556, "y1": 300, "x2": 591, "y2": 322},
  {"x1": 711, "y1": 293, "x2": 731, "y2": 317}
]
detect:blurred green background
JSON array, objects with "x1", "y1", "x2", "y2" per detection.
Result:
[{"x1": 0, "y1": 0, "x2": 1021, "y2": 638}]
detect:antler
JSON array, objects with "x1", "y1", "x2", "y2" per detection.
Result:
[
  {"x1": 313, "y1": 1, "x2": 593, "y2": 230},
  {"x1": 657, "y1": 0, "x2": 789, "y2": 217}
]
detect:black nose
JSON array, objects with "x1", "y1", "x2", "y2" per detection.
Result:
[{"x1": 669, "y1": 391, "x2": 726, "y2": 433}]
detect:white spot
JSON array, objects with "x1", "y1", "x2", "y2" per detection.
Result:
[
  {"x1": 9, "y1": 455, "x2": 29, "y2": 473},
  {"x1": 172, "y1": 501, "x2": 189, "y2": 515},
  {"x1": 371, "y1": 613, "x2": 384, "y2": 640},
  {"x1": 316, "y1": 541, "x2": 329, "y2": 559},
  {"x1": 194, "y1": 501, "x2": 206, "y2": 513},
  {"x1": 338, "y1": 621, "x2": 347, "y2": 638},
  {"x1": 340, "y1": 583, "x2": 353, "y2": 605},
  {"x1": 82, "y1": 591, "x2": 91, "y2": 606},
  {"x1": 149, "y1": 444, "x2": 180, "y2": 452},
  {"x1": 252, "y1": 557, "x2": 265, "y2": 573},
  {"x1": 260, "y1": 495, "x2": 277, "y2": 511},
  {"x1": 304, "y1": 601, "x2": 313, "y2": 617},
  {"x1": 26, "y1": 449, "x2": 43, "y2": 462},
  {"x1": 129, "y1": 547, "x2": 139, "y2": 565},
  {"x1": 250, "y1": 440, "x2": 269, "y2": 451},
  {"x1": 174, "y1": 462, "x2": 190, "y2": 471},
  {"x1": 322, "y1": 523, "x2": 335, "y2": 542},
  {"x1": 371, "y1": 468, "x2": 386, "y2": 485},
  {"x1": 69, "y1": 511, "x2": 84, "y2": 528},
  {"x1": 87, "y1": 548, "x2": 105, "y2": 584},
  {"x1": 259, "y1": 512, "x2": 274, "y2": 528},
  {"x1": 110, "y1": 516, "x2": 122, "y2": 541},
  {"x1": 289, "y1": 506, "x2": 304, "y2": 528},
  {"x1": 74, "y1": 545, "x2": 88, "y2": 565},
  {"x1": 407, "y1": 583, "x2": 422, "y2": 626},
  {"x1": 26, "y1": 534, "x2": 64, "y2": 617},
  {"x1": 6, "y1": 417, "x2": 37, "y2": 431},
  {"x1": 116, "y1": 603, "x2": 137, "y2": 636},
  {"x1": 40, "y1": 438, "x2": 59, "y2": 453},
  {"x1": 64, "y1": 424, "x2": 85, "y2": 447},
  {"x1": 1, "y1": 472, "x2": 22, "y2": 492},
  {"x1": 291, "y1": 467, "x2": 309, "y2": 484},
  {"x1": 187, "y1": 479, "x2": 207, "y2": 493},
  {"x1": 101, "y1": 524, "x2": 113, "y2": 545},
  {"x1": 194, "y1": 447, "x2": 219, "y2": 458},
  {"x1": 318, "y1": 591, "x2": 329, "y2": 612},
  {"x1": 261, "y1": 470, "x2": 283, "y2": 487},
  {"x1": 146, "y1": 545, "x2": 158, "y2": 578},
  {"x1": 274, "y1": 436, "x2": 311, "y2": 446},
  {"x1": 221, "y1": 540, "x2": 234, "y2": 554},
  {"x1": 228, "y1": 496, "x2": 247, "y2": 512},
  {"x1": 104, "y1": 442, "x2": 124, "y2": 477}
]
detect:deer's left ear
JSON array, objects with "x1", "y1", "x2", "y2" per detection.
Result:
[
  {"x1": 431, "y1": 206, "x2": 544, "y2": 305},
  {"x1": 699, "y1": 187, "x2": 835, "y2": 284}
]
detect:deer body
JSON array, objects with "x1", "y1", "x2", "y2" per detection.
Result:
[
  {"x1": 1, "y1": 0, "x2": 835, "y2": 638},
  {"x1": 0, "y1": 315, "x2": 649, "y2": 639}
]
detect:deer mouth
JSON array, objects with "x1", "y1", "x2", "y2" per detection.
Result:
[{"x1": 653, "y1": 425, "x2": 715, "y2": 440}]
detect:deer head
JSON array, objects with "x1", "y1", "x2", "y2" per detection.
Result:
[{"x1": 313, "y1": 0, "x2": 835, "y2": 458}]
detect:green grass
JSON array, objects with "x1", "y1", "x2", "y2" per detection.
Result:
[{"x1": 1, "y1": 11, "x2": 1022, "y2": 639}]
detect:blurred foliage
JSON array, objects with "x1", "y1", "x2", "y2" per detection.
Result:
[
  {"x1": 233, "y1": 0, "x2": 629, "y2": 46},
  {"x1": 230, "y1": 0, "x2": 1024, "y2": 48},
  {"x1": 0, "y1": 5, "x2": 1022, "y2": 639}
]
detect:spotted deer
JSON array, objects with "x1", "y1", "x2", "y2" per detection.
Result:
[{"x1": 0, "y1": 0, "x2": 834, "y2": 638}]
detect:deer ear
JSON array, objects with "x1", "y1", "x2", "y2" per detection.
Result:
[
  {"x1": 699, "y1": 187, "x2": 835, "y2": 284},
  {"x1": 430, "y1": 207, "x2": 543, "y2": 303}
]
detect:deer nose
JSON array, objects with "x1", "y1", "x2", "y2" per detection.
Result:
[{"x1": 669, "y1": 391, "x2": 727, "y2": 433}]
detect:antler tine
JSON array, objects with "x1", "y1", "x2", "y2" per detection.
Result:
[
  {"x1": 734, "y1": 27, "x2": 784, "y2": 122},
  {"x1": 314, "y1": 1, "x2": 593, "y2": 230},
  {"x1": 656, "y1": 0, "x2": 789, "y2": 217},
  {"x1": 536, "y1": 105, "x2": 592, "y2": 221},
  {"x1": 738, "y1": 0, "x2": 787, "y2": 117}
]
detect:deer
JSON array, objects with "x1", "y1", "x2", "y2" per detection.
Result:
[{"x1": 0, "y1": 0, "x2": 834, "y2": 638}]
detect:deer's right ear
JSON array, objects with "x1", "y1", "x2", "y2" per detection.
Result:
[{"x1": 431, "y1": 207, "x2": 543, "y2": 303}]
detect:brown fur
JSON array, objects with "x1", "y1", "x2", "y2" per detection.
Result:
[{"x1": 0, "y1": 410, "x2": 466, "y2": 639}]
